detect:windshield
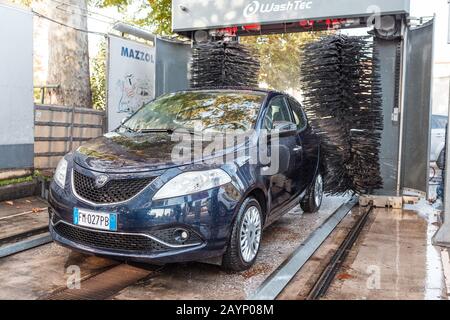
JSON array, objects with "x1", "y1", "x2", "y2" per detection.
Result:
[{"x1": 120, "y1": 91, "x2": 266, "y2": 133}]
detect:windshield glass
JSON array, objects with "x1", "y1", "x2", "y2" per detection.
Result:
[{"x1": 120, "y1": 91, "x2": 266, "y2": 133}]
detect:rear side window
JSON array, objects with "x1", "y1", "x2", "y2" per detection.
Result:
[
  {"x1": 432, "y1": 115, "x2": 448, "y2": 129},
  {"x1": 289, "y1": 98, "x2": 307, "y2": 130},
  {"x1": 263, "y1": 95, "x2": 294, "y2": 129}
]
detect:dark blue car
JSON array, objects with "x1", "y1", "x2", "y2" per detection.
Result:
[{"x1": 48, "y1": 89, "x2": 323, "y2": 271}]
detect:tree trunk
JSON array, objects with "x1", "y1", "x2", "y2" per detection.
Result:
[{"x1": 46, "y1": 0, "x2": 92, "y2": 108}]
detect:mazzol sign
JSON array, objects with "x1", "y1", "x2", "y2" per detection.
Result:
[
  {"x1": 243, "y1": 1, "x2": 313, "y2": 18},
  {"x1": 172, "y1": 0, "x2": 410, "y2": 32},
  {"x1": 107, "y1": 35, "x2": 156, "y2": 131},
  {"x1": 120, "y1": 46, "x2": 155, "y2": 63}
]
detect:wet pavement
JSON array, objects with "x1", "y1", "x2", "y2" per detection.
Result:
[
  {"x1": 0, "y1": 243, "x2": 118, "y2": 300},
  {"x1": 0, "y1": 196, "x2": 347, "y2": 300},
  {"x1": 2, "y1": 195, "x2": 446, "y2": 300},
  {"x1": 108, "y1": 196, "x2": 347, "y2": 300},
  {"x1": 323, "y1": 200, "x2": 447, "y2": 300},
  {"x1": 0, "y1": 197, "x2": 48, "y2": 240},
  {"x1": 278, "y1": 205, "x2": 367, "y2": 300}
]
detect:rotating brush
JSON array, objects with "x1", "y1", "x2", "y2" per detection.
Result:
[
  {"x1": 190, "y1": 41, "x2": 260, "y2": 88},
  {"x1": 300, "y1": 35, "x2": 383, "y2": 195}
]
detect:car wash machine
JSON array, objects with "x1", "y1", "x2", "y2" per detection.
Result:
[{"x1": 171, "y1": 0, "x2": 434, "y2": 207}]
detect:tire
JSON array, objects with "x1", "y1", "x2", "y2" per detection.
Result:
[
  {"x1": 222, "y1": 197, "x2": 263, "y2": 272},
  {"x1": 301, "y1": 173, "x2": 324, "y2": 214}
]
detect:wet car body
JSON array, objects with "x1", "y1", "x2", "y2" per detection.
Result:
[{"x1": 48, "y1": 89, "x2": 321, "y2": 268}]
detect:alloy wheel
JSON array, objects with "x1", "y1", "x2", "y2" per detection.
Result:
[
  {"x1": 314, "y1": 174, "x2": 324, "y2": 207},
  {"x1": 239, "y1": 206, "x2": 262, "y2": 263}
]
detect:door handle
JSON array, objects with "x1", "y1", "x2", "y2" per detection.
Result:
[{"x1": 293, "y1": 146, "x2": 303, "y2": 153}]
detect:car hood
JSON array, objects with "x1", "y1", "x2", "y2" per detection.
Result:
[
  {"x1": 73, "y1": 132, "x2": 190, "y2": 173},
  {"x1": 73, "y1": 131, "x2": 250, "y2": 173}
]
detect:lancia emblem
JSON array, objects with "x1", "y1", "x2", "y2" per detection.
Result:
[{"x1": 95, "y1": 175, "x2": 109, "y2": 188}]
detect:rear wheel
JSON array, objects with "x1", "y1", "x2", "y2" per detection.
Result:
[
  {"x1": 222, "y1": 197, "x2": 263, "y2": 271},
  {"x1": 301, "y1": 173, "x2": 324, "y2": 213}
]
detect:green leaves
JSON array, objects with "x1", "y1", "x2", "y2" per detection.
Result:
[
  {"x1": 90, "y1": 39, "x2": 107, "y2": 110},
  {"x1": 93, "y1": 0, "x2": 173, "y2": 35},
  {"x1": 92, "y1": 0, "x2": 132, "y2": 9},
  {"x1": 146, "y1": 0, "x2": 172, "y2": 35},
  {"x1": 241, "y1": 32, "x2": 328, "y2": 92}
]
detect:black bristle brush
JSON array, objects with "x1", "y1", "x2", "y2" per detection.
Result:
[
  {"x1": 190, "y1": 41, "x2": 260, "y2": 88},
  {"x1": 300, "y1": 35, "x2": 383, "y2": 195}
]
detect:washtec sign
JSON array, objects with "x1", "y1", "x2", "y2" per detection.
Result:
[{"x1": 172, "y1": 0, "x2": 410, "y2": 31}]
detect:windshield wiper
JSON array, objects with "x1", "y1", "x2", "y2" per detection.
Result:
[
  {"x1": 119, "y1": 124, "x2": 138, "y2": 133},
  {"x1": 118, "y1": 125, "x2": 173, "y2": 134},
  {"x1": 122, "y1": 126, "x2": 199, "y2": 135},
  {"x1": 138, "y1": 127, "x2": 203, "y2": 135},
  {"x1": 138, "y1": 128, "x2": 176, "y2": 134}
]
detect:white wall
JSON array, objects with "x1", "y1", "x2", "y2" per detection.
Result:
[
  {"x1": 0, "y1": 2, "x2": 34, "y2": 169},
  {"x1": 411, "y1": 0, "x2": 450, "y2": 116}
]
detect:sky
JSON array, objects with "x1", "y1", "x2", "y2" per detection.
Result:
[{"x1": 411, "y1": 0, "x2": 450, "y2": 62}]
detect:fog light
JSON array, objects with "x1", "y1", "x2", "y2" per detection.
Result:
[{"x1": 173, "y1": 229, "x2": 190, "y2": 244}]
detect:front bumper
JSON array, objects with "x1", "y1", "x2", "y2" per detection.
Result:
[
  {"x1": 48, "y1": 164, "x2": 243, "y2": 264},
  {"x1": 49, "y1": 216, "x2": 218, "y2": 264}
]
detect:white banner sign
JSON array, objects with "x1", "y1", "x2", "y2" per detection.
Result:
[{"x1": 107, "y1": 35, "x2": 155, "y2": 131}]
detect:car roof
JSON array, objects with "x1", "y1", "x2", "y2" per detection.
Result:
[{"x1": 178, "y1": 86, "x2": 284, "y2": 96}]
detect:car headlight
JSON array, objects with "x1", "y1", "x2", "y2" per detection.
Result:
[
  {"x1": 153, "y1": 169, "x2": 232, "y2": 200},
  {"x1": 54, "y1": 158, "x2": 68, "y2": 189}
]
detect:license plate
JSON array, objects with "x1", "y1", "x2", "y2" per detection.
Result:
[{"x1": 73, "y1": 208, "x2": 117, "y2": 231}]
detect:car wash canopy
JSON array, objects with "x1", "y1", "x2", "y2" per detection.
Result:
[{"x1": 172, "y1": 0, "x2": 410, "y2": 36}]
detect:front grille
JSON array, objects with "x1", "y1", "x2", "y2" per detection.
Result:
[
  {"x1": 73, "y1": 170, "x2": 154, "y2": 204},
  {"x1": 53, "y1": 222, "x2": 169, "y2": 252}
]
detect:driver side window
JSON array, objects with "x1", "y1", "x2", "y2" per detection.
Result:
[
  {"x1": 263, "y1": 96, "x2": 293, "y2": 130},
  {"x1": 288, "y1": 98, "x2": 307, "y2": 131}
]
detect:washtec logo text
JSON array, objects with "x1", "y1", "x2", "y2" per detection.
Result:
[{"x1": 244, "y1": 0, "x2": 313, "y2": 17}]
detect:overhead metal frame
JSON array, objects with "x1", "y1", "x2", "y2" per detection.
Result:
[{"x1": 171, "y1": 0, "x2": 434, "y2": 196}]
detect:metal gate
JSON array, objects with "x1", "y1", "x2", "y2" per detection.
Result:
[
  {"x1": 34, "y1": 105, "x2": 106, "y2": 169},
  {"x1": 400, "y1": 20, "x2": 434, "y2": 195}
]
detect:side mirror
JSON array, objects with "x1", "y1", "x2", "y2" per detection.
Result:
[{"x1": 273, "y1": 121, "x2": 297, "y2": 132}]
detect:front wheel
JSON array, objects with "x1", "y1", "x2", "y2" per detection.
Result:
[
  {"x1": 301, "y1": 173, "x2": 324, "y2": 213},
  {"x1": 222, "y1": 197, "x2": 263, "y2": 272}
]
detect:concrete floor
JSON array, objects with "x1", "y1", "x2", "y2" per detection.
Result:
[
  {"x1": 0, "y1": 244, "x2": 118, "y2": 300},
  {"x1": 323, "y1": 200, "x2": 447, "y2": 300},
  {"x1": 278, "y1": 205, "x2": 367, "y2": 300},
  {"x1": 0, "y1": 197, "x2": 48, "y2": 240},
  {"x1": 0, "y1": 196, "x2": 347, "y2": 300},
  {"x1": 1, "y1": 194, "x2": 448, "y2": 300},
  {"x1": 111, "y1": 196, "x2": 348, "y2": 300}
]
